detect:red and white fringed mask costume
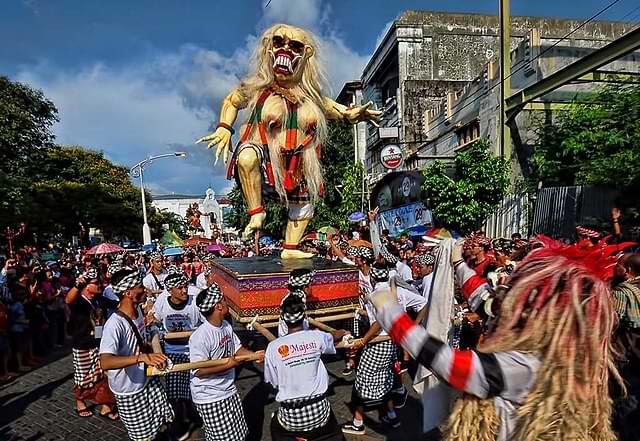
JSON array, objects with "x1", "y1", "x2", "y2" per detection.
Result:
[{"x1": 372, "y1": 236, "x2": 634, "y2": 441}]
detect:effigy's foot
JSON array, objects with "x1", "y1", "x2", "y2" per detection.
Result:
[
  {"x1": 281, "y1": 249, "x2": 314, "y2": 259},
  {"x1": 242, "y1": 212, "x2": 267, "y2": 240}
]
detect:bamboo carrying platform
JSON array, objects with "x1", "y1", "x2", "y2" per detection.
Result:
[{"x1": 210, "y1": 256, "x2": 359, "y2": 322}]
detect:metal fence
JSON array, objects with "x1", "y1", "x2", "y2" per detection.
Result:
[
  {"x1": 483, "y1": 193, "x2": 529, "y2": 238},
  {"x1": 531, "y1": 186, "x2": 619, "y2": 238}
]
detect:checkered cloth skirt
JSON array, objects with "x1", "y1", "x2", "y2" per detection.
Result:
[
  {"x1": 72, "y1": 348, "x2": 102, "y2": 389},
  {"x1": 165, "y1": 352, "x2": 191, "y2": 401},
  {"x1": 277, "y1": 394, "x2": 331, "y2": 432},
  {"x1": 115, "y1": 377, "x2": 175, "y2": 441},
  {"x1": 354, "y1": 339, "x2": 397, "y2": 402},
  {"x1": 196, "y1": 392, "x2": 248, "y2": 441}
]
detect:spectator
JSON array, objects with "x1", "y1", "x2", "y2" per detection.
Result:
[
  {"x1": 65, "y1": 268, "x2": 118, "y2": 420},
  {"x1": 9, "y1": 288, "x2": 31, "y2": 372}
]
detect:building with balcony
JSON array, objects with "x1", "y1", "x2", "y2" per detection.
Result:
[{"x1": 338, "y1": 10, "x2": 633, "y2": 183}]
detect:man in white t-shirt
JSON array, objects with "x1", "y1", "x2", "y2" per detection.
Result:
[
  {"x1": 152, "y1": 272, "x2": 203, "y2": 441},
  {"x1": 342, "y1": 265, "x2": 402, "y2": 436},
  {"x1": 414, "y1": 253, "x2": 435, "y2": 302},
  {"x1": 195, "y1": 255, "x2": 215, "y2": 290},
  {"x1": 143, "y1": 252, "x2": 167, "y2": 295},
  {"x1": 277, "y1": 268, "x2": 314, "y2": 337},
  {"x1": 265, "y1": 295, "x2": 348, "y2": 440},
  {"x1": 344, "y1": 246, "x2": 375, "y2": 377},
  {"x1": 99, "y1": 267, "x2": 174, "y2": 441},
  {"x1": 189, "y1": 283, "x2": 264, "y2": 441}
]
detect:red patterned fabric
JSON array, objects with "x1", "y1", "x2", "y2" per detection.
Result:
[
  {"x1": 389, "y1": 313, "x2": 416, "y2": 344},
  {"x1": 448, "y1": 350, "x2": 473, "y2": 390}
]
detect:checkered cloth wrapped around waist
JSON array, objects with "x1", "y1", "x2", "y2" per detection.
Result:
[
  {"x1": 277, "y1": 394, "x2": 331, "y2": 432},
  {"x1": 115, "y1": 377, "x2": 174, "y2": 441}
]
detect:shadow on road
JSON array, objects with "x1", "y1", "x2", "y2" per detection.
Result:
[{"x1": 0, "y1": 373, "x2": 73, "y2": 427}]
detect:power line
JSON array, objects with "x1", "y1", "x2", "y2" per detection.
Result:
[{"x1": 418, "y1": 0, "x2": 626, "y2": 140}]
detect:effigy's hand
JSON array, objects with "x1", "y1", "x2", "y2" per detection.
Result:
[
  {"x1": 196, "y1": 127, "x2": 232, "y2": 165},
  {"x1": 343, "y1": 101, "x2": 383, "y2": 126}
]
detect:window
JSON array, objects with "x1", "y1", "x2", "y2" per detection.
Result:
[{"x1": 455, "y1": 120, "x2": 480, "y2": 150}]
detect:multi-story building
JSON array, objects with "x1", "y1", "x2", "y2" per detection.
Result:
[{"x1": 337, "y1": 10, "x2": 633, "y2": 183}]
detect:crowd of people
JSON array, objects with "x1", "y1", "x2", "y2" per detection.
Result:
[{"x1": 1, "y1": 211, "x2": 639, "y2": 441}]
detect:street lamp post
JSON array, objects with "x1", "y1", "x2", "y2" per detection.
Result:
[{"x1": 130, "y1": 152, "x2": 187, "y2": 245}]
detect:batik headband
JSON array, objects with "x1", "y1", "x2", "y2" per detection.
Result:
[
  {"x1": 415, "y1": 253, "x2": 436, "y2": 267},
  {"x1": 112, "y1": 268, "x2": 143, "y2": 294},
  {"x1": 197, "y1": 283, "x2": 223, "y2": 313},
  {"x1": 288, "y1": 270, "x2": 315, "y2": 289},
  {"x1": 164, "y1": 273, "x2": 188, "y2": 289}
]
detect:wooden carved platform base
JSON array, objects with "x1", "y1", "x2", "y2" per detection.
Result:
[{"x1": 210, "y1": 256, "x2": 359, "y2": 323}]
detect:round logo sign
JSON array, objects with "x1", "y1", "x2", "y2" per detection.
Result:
[{"x1": 380, "y1": 145, "x2": 403, "y2": 170}]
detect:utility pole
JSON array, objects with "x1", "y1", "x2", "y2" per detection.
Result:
[{"x1": 499, "y1": 0, "x2": 512, "y2": 160}]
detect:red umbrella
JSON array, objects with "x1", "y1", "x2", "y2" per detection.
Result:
[{"x1": 86, "y1": 243, "x2": 125, "y2": 255}]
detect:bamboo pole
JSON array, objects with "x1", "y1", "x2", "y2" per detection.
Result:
[
  {"x1": 307, "y1": 317, "x2": 336, "y2": 333},
  {"x1": 146, "y1": 352, "x2": 263, "y2": 376},
  {"x1": 335, "y1": 335, "x2": 391, "y2": 350},
  {"x1": 164, "y1": 331, "x2": 193, "y2": 340},
  {"x1": 247, "y1": 315, "x2": 276, "y2": 342}
]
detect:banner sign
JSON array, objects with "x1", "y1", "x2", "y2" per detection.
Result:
[
  {"x1": 378, "y1": 202, "x2": 433, "y2": 237},
  {"x1": 370, "y1": 171, "x2": 424, "y2": 211}
]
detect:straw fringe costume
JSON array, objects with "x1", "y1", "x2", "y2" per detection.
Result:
[{"x1": 372, "y1": 238, "x2": 627, "y2": 441}]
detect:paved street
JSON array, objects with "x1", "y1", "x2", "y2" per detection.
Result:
[{"x1": 1, "y1": 345, "x2": 424, "y2": 441}]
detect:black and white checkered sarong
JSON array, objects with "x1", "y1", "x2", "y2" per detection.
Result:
[
  {"x1": 72, "y1": 348, "x2": 102, "y2": 388},
  {"x1": 166, "y1": 352, "x2": 191, "y2": 401},
  {"x1": 277, "y1": 395, "x2": 331, "y2": 432},
  {"x1": 354, "y1": 339, "x2": 397, "y2": 402},
  {"x1": 196, "y1": 392, "x2": 248, "y2": 441},
  {"x1": 115, "y1": 377, "x2": 174, "y2": 441}
]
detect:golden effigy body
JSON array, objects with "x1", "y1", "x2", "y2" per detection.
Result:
[{"x1": 197, "y1": 24, "x2": 380, "y2": 259}]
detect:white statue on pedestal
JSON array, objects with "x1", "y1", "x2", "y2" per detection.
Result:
[{"x1": 200, "y1": 188, "x2": 221, "y2": 239}]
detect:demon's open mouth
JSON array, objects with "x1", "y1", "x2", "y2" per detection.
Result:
[{"x1": 271, "y1": 49, "x2": 301, "y2": 75}]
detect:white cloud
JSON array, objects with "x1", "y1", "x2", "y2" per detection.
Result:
[{"x1": 14, "y1": 1, "x2": 370, "y2": 194}]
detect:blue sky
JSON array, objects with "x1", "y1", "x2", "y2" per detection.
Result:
[{"x1": 1, "y1": 0, "x2": 636, "y2": 195}]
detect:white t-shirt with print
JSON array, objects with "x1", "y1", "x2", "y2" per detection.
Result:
[
  {"x1": 99, "y1": 309, "x2": 147, "y2": 395},
  {"x1": 264, "y1": 330, "x2": 335, "y2": 402},
  {"x1": 143, "y1": 271, "x2": 167, "y2": 292},
  {"x1": 152, "y1": 295, "x2": 203, "y2": 354},
  {"x1": 189, "y1": 320, "x2": 241, "y2": 404}
]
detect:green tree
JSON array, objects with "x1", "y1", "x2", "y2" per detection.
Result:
[
  {"x1": 26, "y1": 146, "x2": 147, "y2": 241},
  {"x1": 532, "y1": 83, "x2": 640, "y2": 188},
  {"x1": 0, "y1": 76, "x2": 58, "y2": 226},
  {"x1": 149, "y1": 209, "x2": 188, "y2": 239},
  {"x1": 421, "y1": 139, "x2": 510, "y2": 234},
  {"x1": 225, "y1": 121, "x2": 360, "y2": 238}
]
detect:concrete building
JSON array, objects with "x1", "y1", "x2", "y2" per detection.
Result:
[{"x1": 337, "y1": 11, "x2": 635, "y2": 183}]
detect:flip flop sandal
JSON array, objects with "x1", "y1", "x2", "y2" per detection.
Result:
[
  {"x1": 76, "y1": 408, "x2": 93, "y2": 418},
  {"x1": 99, "y1": 411, "x2": 119, "y2": 421}
]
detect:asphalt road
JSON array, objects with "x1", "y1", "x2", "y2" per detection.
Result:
[{"x1": 1, "y1": 342, "x2": 426, "y2": 441}]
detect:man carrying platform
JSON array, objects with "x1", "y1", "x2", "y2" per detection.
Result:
[
  {"x1": 265, "y1": 294, "x2": 349, "y2": 440},
  {"x1": 189, "y1": 283, "x2": 264, "y2": 441},
  {"x1": 99, "y1": 267, "x2": 174, "y2": 441},
  {"x1": 152, "y1": 271, "x2": 203, "y2": 440}
]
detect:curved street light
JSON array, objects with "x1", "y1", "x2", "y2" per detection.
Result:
[{"x1": 130, "y1": 152, "x2": 187, "y2": 245}]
